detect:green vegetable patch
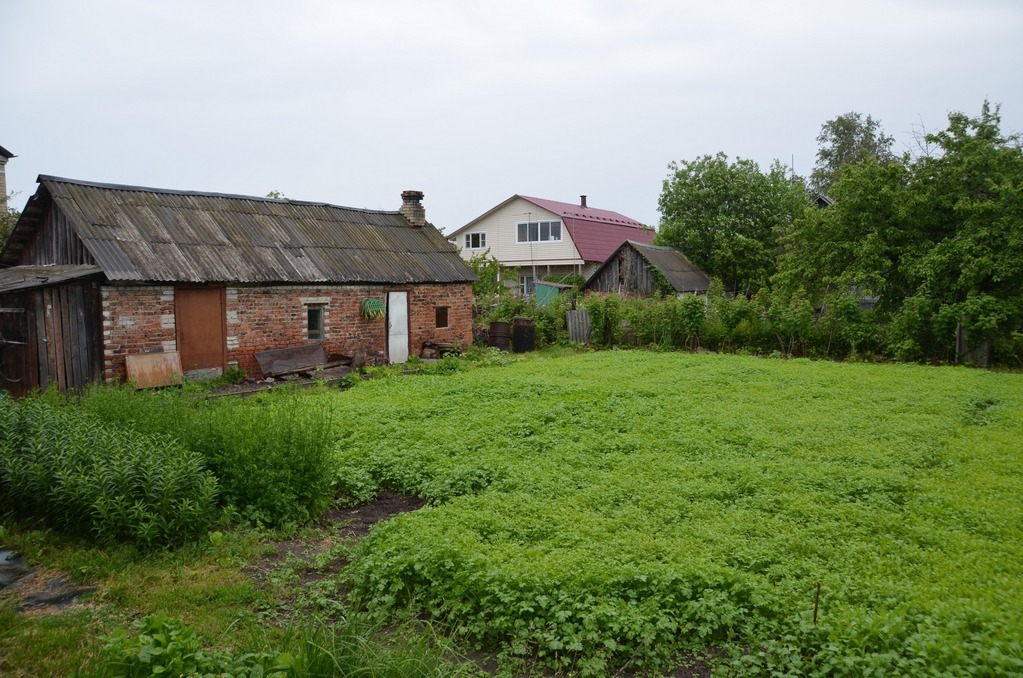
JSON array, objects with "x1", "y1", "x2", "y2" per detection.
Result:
[{"x1": 332, "y1": 352, "x2": 1023, "y2": 675}]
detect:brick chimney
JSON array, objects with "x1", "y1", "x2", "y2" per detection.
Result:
[
  {"x1": 400, "y1": 190, "x2": 426, "y2": 227},
  {"x1": 0, "y1": 145, "x2": 13, "y2": 214},
  {"x1": 580, "y1": 195, "x2": 588, "y2": 208}
]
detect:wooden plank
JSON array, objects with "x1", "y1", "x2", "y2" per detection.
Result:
[
  {"x1": 126, "y1": 352, "x2": 184, "y2": 389},
  {"x1": 65, "y1": 285, "x2": 83, "y2": 389},
  {"x1": 38, "y1": 289, "x2": 58, "y2": 389},
  {"x1": 84, "y1": 282, "x2": 103, "y2": 383},
  {"x1": 566, "y1": 310, "x2": 590, "y2": 345},
  {"x1": 255, "y1": 342, "x2": 327, "y2": 376}
]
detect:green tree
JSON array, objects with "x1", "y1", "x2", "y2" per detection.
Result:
[
  {"x1": 775, "y1": 157, "x2": 915, "y2": 311},
  {"x1": 656, "y1": 153, "x2": 808, "y2": 295},
  {"x1": 900, "y1": 102, "x2": 1023, "y2": 363},
  {"x1": 1, "y1": 193, "x2": 20, "y2": 246},
  {"x1": 810, "y1": 112, "x2": 896, "y2": 195},
  {"x1": 467, "y1": 251, "x2": 503, "y2": 304},
  {"x1": 779, "y1": 101, "x2": 1023, "y2": 364}
]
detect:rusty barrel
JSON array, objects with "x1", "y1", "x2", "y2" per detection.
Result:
[
  {"x1": 488, "y1": 321, "x2": 511, "y2": 351},
  {"x1": 512, "y1": 317, "x2": 535, "y2": 353}
]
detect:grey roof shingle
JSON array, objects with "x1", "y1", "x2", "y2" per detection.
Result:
[{"x1": 4, "y1": 176, "x2": 474, "y2": 285}]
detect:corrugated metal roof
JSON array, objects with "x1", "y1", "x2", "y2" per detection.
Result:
[
  {"x1": 562, "y1": 215, "x2": 655, "y2": 262},
  {"x1": 628, "y1": 241, "x2": 710, "y2": 293},
  {"x1": 11, "y1": 176, "x2": 474, "y2": 284},
  {"x1": 0, "y1": 264, "x2": 102, "y2": 293},
  {"x1": 585, "y1": 241, "x2": 709, "y2": 294},
  {"x1": 518, "y1": 195, "x2": 645, "y2": 228}
]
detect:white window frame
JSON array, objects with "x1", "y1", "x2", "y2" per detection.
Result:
[
  {"x1": 464, "y1": 232, "x2": 487, "y2": 249},
  {"x1": 519, "y1": 275, "x2": 534, "y2": 296},
  {"x1": 516, "y1": 220, "x2": 562, "y2": 244}
]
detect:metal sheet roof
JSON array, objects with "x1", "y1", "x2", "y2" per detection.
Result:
[
  {"x1": 585, "y1": 241, "x2": 710, "y2": 294},
  {"x1": 9, "y1": 177, "x2": 474, "y2": 285},
  {"x1": 628, "y1": 241, "x2": 710, "y2": 293},
  {"x1": 0, "y1": 264, "x2": 102, "y2": 293}
]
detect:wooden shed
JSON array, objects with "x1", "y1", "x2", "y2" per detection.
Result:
[{"x1": 583, "y1": 240, "x2": 710, "y2": 297}]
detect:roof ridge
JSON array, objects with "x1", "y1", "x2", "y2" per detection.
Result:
[{"x1": 38, "y1": 175, "x2": 400, "y2": 215}]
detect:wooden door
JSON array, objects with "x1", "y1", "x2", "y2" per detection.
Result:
[
  {"x1": 387, "y1": 291, "x2": 409, "y2": 364},
  {"x1": 175, "y1": 287, "x2": 226, "y2": 375}
]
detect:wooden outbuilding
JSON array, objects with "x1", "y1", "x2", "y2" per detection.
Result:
[{"x1": 583, "y1": 240, "x2": 710, "y2": 297}]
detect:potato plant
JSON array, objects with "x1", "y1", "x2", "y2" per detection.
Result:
[{"x1": 332, "y1": 352, "x2": 1023, "y2": 675}]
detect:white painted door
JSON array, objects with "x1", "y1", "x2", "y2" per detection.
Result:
[{"x1": 387, "y1": 291, "x2": 409, "y2": 363}]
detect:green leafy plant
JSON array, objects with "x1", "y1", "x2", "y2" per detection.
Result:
[
  {"x1": 100, "y1": 614, "x2": 290, "y2": 677},
  {"x1": 0, "y1": 398, "x2": 218, "y2": 547}
]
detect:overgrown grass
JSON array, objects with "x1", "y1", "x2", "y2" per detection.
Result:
[
  {"x1": 330, "y1": 351, "x2": 1023, "y2": 675},
  {"x1": 0, "y1": 521, "x2": 475, "y2": 677}
]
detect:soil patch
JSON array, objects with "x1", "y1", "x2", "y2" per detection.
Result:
[
  {"x1": 246, "y1": 492, "x2": 426, "y2": 585},
  {"x1": 1, "y1": 550, "x2": 96, "y2": 614}
]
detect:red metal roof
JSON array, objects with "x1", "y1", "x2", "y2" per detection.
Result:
[{"x1": 518, "y1": 195, "x2": 654, "y2": 262}]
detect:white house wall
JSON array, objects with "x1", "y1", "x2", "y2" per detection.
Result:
[{"x1": 456, "y1": 197, "x2": 582, "y2": 268}]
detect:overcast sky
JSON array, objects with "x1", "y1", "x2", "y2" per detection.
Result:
[{"x1": 4, "y1": 0, "x2": 1021, "y2": 233}]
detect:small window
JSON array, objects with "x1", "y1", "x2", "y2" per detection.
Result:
[
  {"x1": 463, "y1": 232, "x2": 487, "y2": 249},
  {"x1": 519, "y1": 275, "x2": 534, "y2": 296},
  {"x1": 307, "y1": 306, "x2": 324, "y2": 340},
  {"x1": 435, "y1": 306, "x2": 449, "y2": 328}
]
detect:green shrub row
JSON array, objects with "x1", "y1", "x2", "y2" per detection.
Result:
[
  {"x1": 476, "y1": 277, "x2": 1023, "y2": 364},
  {"x1": 0, "y1": 397, "x2": 218, "y2": 546}
]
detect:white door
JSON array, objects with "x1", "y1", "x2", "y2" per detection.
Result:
[{"x1": 387, "y1": 291, "x2": 409, "y2": 363}]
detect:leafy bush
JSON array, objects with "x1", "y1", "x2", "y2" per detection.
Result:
[{"x1": 0, "y1": 398, "x2": 218, "y2": 547}]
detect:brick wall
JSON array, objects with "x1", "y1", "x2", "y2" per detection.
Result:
[
  {"x1": 101, "y1": 282, "x2": 473, "y2": 383},
  {"x1": 101, "y1": 286, "x2": 176, "y2": 383}
]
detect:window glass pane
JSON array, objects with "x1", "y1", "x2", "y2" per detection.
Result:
[
  {"x1": 435, "y1": 306, "x2": 449, "y2": 328},
  {"x1": 307, "y1": 307, "x2": 323, "y2": 340},
  {"x1": 551, "y1": 222, "x2": 561, "y2": 241},
  {"x1": 540, "y1": 222, "x2": 550, "y2": 241},
  {"x1": 464, "y1": 234, "x2": 471, "y2": 248},
  {"x1": 529, "y1": 222, "x2": 539, "y2": 242},
  {"x1": 518, "y1": 223, "x2": 527, "y2": 242},
  {"x1": 479, "y1": 233, "x2": 486, "y2": 248}
]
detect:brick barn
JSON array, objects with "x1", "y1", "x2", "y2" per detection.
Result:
[{"x1": 0, "y1": 176, "x2": 475, "y2": 396}]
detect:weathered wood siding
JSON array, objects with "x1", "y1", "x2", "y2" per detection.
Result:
[
  {"x1": 585, "y1": 245, "x2": 659, "y2": 296},
  {"x1": 21, "y1": 208, "x2": 96, "y2": 266},
  {"x1": 0, "y1": 281, "x2": 103, "y2": 397}
]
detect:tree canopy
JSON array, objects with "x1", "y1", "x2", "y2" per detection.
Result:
[
  {"x1": 655, "y1": 153, "x2": 808, "y2": 295},
  {"x1": 810, "y1": 112, "x2": 896, "y2": 195},
  {"x1": 777, "y1": 101, "x2": 1023, "y2": 363}
]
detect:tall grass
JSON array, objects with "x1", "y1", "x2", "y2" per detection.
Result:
[{"x1": 98, "y1": 613, "x2": 471, "y2": 677}]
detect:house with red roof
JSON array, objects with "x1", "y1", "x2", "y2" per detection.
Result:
[{"x1": 447, "y1": 194, "x2": 655, "y2": 294}]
